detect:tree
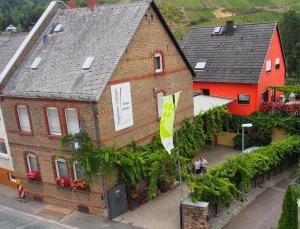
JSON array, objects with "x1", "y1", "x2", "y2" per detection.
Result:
[
  {"x1": 279, "y1": 10, "x2": 300, "y2": 78},
  {"x1": 278, "y1": 185, "x2": 298, "y2": 229}
]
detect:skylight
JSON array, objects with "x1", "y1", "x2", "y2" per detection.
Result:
[
  {"x1": 54, "y1": 24, "x2": 63, "y2": 33},
  {"x1": 212, "y1": 26, "x2": 224, "y2": 35},
  {"x1": 82, "y1": 57, "x2": 95, "y2": 70},
  {"x1": 30, "y1": 57, "x2": 42, "y2": 69},
  {"x1": 195, "y1": 62, "x2": 207, "y2": 71}
]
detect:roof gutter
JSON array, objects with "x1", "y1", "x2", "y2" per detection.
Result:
[{"x1": 0, "y1": 1, "x2": 68, "y2": 86}]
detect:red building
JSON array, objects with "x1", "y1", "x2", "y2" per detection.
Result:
[{"x1": 181, "y1": 21, "x2": 286, "y2": 115}]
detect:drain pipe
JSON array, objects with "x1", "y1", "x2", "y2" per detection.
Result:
[{"x1": 91, "y1": 102, "x2": 107, "y2": 209}]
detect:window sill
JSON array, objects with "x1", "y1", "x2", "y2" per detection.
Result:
[
  {"x1": 48, "y1": 134, "x2": 62, "y2": 140},
  {"x1": 0, "y1": 154, "x2": 10, "y2": 160},
  {"x1": 19, "y1": 131, "x2": 33, "y2": 136},
  {"x1": 154, "y1": 71, "x2": 166, "y2": 77},
  {"x1": 238, "y1": 103, "x2": 250, "y2": 106}
]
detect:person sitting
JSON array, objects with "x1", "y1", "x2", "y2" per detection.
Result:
[
  {"x1": 200, "y1": 156, "x2": 208, "y2": 174},
  {"x1": 194, "y1": 157, "x2": 202, "y2": 176}
]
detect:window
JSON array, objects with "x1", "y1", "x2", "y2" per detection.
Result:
[
  {"x1": 26, "y1": 154, "x2": 38, "y2": 172},
  {"x1": 46, "y1": 107, "x2": 61, "y2": 135},
  {"x1": 0, "y1": 142, "x2": 7, "y2": 154},
  {"x1": 154, "y1": 52, "x2": 163, "y2": 73},
  {"x1": 275, "y1": 58, "x2": 280, "y2": 69},
  {"x1": 54, "y1": 24, "x2": 63, "y2": 33},
  {"x1": 202, "y1": 89, "x2": 210, "y2": 96},
  {"x1": 271, "y1": 89, "x2": 276, "y2": 102},
  {"x1": 262, "y1": 91, "x2": 269, "y2": 102},
  {"x1": 238, "y1": 94, "x2": 250, "y2": 105},
  {"x1": 266, "y1": 60, "x2": 272, "y2": 72},
  {"x1": 156, "y1": 92, "x2": 164, "y2": 118},
  {"x1": 30, "y1": 57, "x2": 42, "y2": 69},
  {"x1": 55, "y1": 158, "x2": 68, "y2": 178},
  {"x1": 17, "y1": 105, "x2": 31, "y2": 132},
  {"x1": 73, "y1": 161, "x2": 86, "y2": 180},
  {"x1": 82, "y1": 56, "x2": 94, "y2": 70},
  {"x1": 65, "y1": 108, "x2": 80, "y2": 134},
  {"x1": 195, "y1": 62, "x2": 207, "y2": 71}
]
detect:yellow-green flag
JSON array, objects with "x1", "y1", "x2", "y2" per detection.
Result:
[{"x1": 160, "y1": 92, "x2": 181, "y2": 154}]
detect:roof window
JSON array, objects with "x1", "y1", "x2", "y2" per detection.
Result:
[
  {"x1": 82, "y1": 57, "x2": 95, "y2": 70},
  {"x1": 195, "y1": 62, "x2": 206, "y2": 71},
  {"x1": 30, "y1": 57, "x2": 42, "y2": 69},
  {"x1": 54, "y1": 24, "x2": 63, "y2": 33},
  {"x1": 212, "y1": 26, "x2": 224, "y2": 35}
]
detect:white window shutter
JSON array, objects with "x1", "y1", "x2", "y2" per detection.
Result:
[
  {"x1": 65, "y1": 108, "x2": 80, "y2": 134},
  {"x1": 47, "y1": 108, "x2": 61, "y2": 135},
  {"x1": 17, "y1": 105, "x2": 31, "y2": 132}
]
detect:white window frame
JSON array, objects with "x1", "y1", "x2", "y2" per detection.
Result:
[
  {"x1": 154, "y1": 52, "x2": 163, "y2": 73},
  {"x1": 275, "y1": 58, "x2": 280, "y2": 69},
  {"x1": 65, "y1": 108, "x2": 80, "y2": 134},
  {"x1": 55, "y1": 158, "x2": 68, "y2": 179},
  {"x1": 46, "y1": 107, "x2": 62, "y2": 136},
  {"x1": 266, "y1": 60, "x2": 272, "y2": 72},
  {"x1": 73, "y1": 161, "x2": 86, "y2": 180},
  {"x1": 26, "y1": 154, "x2": 38, "y2": 173},
  {"x1": 17, "y1": 105, "x2": 31, "y2": 132},
  {"x1": 156, "y1": 92, "x2": 165, "y2": 118}
]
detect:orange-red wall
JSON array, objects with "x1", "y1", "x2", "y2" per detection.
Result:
[
  {"x1": 256, "y1": 27, "x2": 286, "y2": 110},
  {"x1": 193, "y1": 26, "x2": 285, "y2": 116},
  {"x1": 193, "y1": 82, "x2": 257, "y2": 115}
]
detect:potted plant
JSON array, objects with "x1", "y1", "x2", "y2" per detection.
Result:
[
  {"x1": 56, "y1": 177, "x2": 71, "y2": 188},
  {"x1": 26, "y1": 172, "x2": 41, "y2": 183},
  {"x1": 71, "y1": 179, "x2": 90, "y2": 192}
]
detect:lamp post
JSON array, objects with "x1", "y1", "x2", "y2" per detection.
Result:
[{"x1": 240, "y1": 123, "x2": 253, "y2": 202}]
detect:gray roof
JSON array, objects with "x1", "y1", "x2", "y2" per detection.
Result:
[
  {"x1": 0, "y1": 33, "x2": 27, "y2": 74},
  {"x1": 181, "y1": 22, "x2": 277, "y2": 84},
  {"x1": 2, "y1": 1, "x2": 151, "y2": 101}
]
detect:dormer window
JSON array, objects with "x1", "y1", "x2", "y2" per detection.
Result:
[
  {"x1": 154, "y1": 52, "x2": 163, "y2": 73},
  {"x1": 82, "y1": 57, "x2": 94, "y2": 70},
  {"x1": 195, "y1": 62, "x2": 206, "y2": 71},
  {"x1": 275, "y1": 58, "x2": 280, "y2": 69},
  {"x1": 30, "y1": 57, "x2": 42, "y2": 69},
  {"x1": 54, "y1": 24, "x2": 63, "y2": 33}
]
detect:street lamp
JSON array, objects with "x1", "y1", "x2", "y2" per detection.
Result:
[
  {"x1": 242, "y1": 123, "x2": 253, "y2": 154},
  {"x1": 240, "y1": 123, "x2": 253, "y2": 202}
]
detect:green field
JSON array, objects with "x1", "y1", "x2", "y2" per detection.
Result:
[{"x1": 152, "y1": 0, "x2": 300, "y2": 39}]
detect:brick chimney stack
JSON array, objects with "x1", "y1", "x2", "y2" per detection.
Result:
[
  {"x1": 67, "y1": 1, "x2": 77, "y2": 9},
  {"x1": 87, "y1": 0, "x2": 98, "y2": 9}
]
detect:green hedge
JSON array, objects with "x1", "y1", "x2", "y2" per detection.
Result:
[{"x1": 188, "y1": 136, "x2": 300, "y2": 207}]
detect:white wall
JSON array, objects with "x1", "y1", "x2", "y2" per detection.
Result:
[{"x1": 0, "y1": 106, "x2": 14, "y2": 171}]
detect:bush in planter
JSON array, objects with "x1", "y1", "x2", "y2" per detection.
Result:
[
  {"x1": 278, "y1": 185, "x2": 298, "y2": 229},
  {"x1": 26, "y1": 172, "x2": 41, "y2": 181},
  {"x1": 56, "y1": 177, "x2": 71, "y2": 188}
]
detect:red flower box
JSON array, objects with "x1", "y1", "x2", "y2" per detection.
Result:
[
  {"x1": 56, "y1": 177, "x2": 71, "y2": 187},
  {"x1": 71, "y1": 179, "x2": 89, "y2": 191},
  {"x1": 26, "y1": 172, "x2": 41, "y2": 181}
]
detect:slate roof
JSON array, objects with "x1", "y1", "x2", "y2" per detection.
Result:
[
  {"x1": 2, "y1": 1, "x2": 152, "y2": 101},
  {"x1": 0, "y1": 33, "x2": 27, "y2": 74},
  {"x1": 180, "y1": 22, "x2": 277, "y2": 84}
]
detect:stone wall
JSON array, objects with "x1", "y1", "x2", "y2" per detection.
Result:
[{"x1": 182, "y1": 197, "x2": 209, "y2": 229}]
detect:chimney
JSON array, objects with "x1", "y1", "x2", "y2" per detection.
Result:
[
  {"x1": 226, "y1": 21, "x2": 234, "y2": 36},
  {"x1": 87, "y1": 0, "x2": 97, "y2": 9},
  {"x1": 67, "y1": 1, "x2": 77, "y2": 9}
]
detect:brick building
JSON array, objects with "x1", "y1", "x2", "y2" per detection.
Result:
[
  {"x1": 0, "y1": 1, "x2": 194, "y2": 216},
  {"x1": 0, "y1": 32, "x2": 27, "y2": 188}
]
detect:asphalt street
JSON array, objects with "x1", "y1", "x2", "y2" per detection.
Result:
[{"x1": 0, "y1": 205, "x2": 74, "y2": 229}]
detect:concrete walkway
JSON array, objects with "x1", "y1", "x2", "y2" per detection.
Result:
[
  {"x1": 0, "y1": 184, "x2": 140, "y2": 229},
  {"x1": 115, "y1": 145, "x2": 240, "y2": 229},
  {"x1": 223, "y1": 179, "x2": 290, "y2": 229}
]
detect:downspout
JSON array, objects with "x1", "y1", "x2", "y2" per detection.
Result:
[{"x1": 91, "y1": 102, "x2": 107, "y2": 209}]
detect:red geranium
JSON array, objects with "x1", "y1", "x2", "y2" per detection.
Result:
[
  {"x1": 71, "y1": 179, "x2": 89, "y2": 191},
  {"x1": 56, "y1": 177, "x2": 71, "y2": 187},
  {"x1": 26, "y1": 172, "x2": 41, "y2": 180}
]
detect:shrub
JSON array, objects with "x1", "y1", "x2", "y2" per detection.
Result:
[{"x1": 278, "y1": 185, "x2": 298, "y2": 229}]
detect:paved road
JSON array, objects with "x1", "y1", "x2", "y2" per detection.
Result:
[
  {"x1": 0, "y1": 205, "x2": 74, "y2": 229},
  {"x1": 223, "y1": 179, "x2": 289, "y2": 229}
]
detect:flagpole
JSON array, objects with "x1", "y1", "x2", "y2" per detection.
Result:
[{"x1": 173, "y1": 94, "x2": 183, "y2": 201}]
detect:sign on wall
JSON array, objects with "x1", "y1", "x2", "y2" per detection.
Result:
[{"x1": 111, "y1": 82, "x2": 134, "y2": 132}]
